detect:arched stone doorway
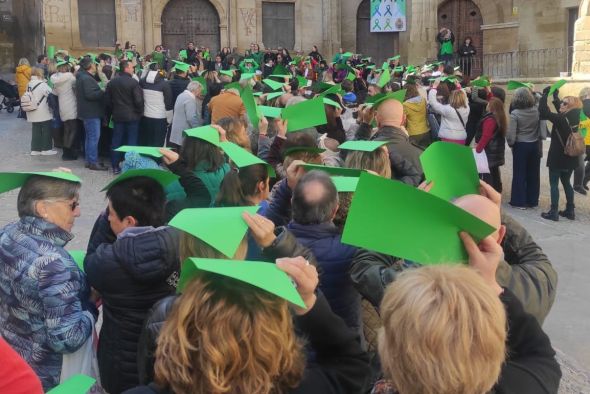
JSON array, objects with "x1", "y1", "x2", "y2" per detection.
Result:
[
  {"x1": 438, "y1": 0, "x2": 483, "y2": 77},
  {"x1": 161, "y1": 0, "x2": 221, "y2": 55},
  {"x1": 356, "y1": 0, "x2": 399, "y2": 64}
]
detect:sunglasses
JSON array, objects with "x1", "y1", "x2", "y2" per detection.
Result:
[{"x1": 47, "y1": 199, "x2": 80, "y2": 211}]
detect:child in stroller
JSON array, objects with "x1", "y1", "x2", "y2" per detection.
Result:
[{"x1": 0, "y1": 79, "x2": 20, "y2": 113}]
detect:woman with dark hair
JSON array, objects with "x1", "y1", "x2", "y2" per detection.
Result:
[
  {"x1": 316, "y1": 94, "x2": 347, "y2": 144},
  {"x1": 0, "y1": 172, "x2": 94, "y2": 391},
  {"x1": 475, "y1": 97, "x2": 507, "y2": 192},
  {"x1": 458, "y1": 37, "x2": 477, "y2": 77}
]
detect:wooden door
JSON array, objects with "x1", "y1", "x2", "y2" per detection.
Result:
[
  {"x1": 162, "y1": 0, "x2": 220, "y2": 56},
  {"x1": 78, "y1": 0, "x2": 117, "y2": 47},
  {"x1": 262, "y1": 2, "x2": 295, "y2": 50},
  {"x1": 356, "y1": 0, "x2": 399, "y2": 64},
  {"x1": 438, "y1": 0, "x2": 483, "y2": 77}
]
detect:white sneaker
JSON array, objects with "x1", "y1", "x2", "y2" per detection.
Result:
[
  {"x1": 30, "y1": 151, "x2": 42, "y2": 156},
  {"x1": 41, "y1": 150, "x2": 58, "y2": 156}
]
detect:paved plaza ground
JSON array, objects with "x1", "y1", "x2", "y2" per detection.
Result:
[{"x1": 0, "y1": 112, "x2": 588, "y2": 391}]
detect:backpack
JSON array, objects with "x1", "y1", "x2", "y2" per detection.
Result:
[
  {"x1": 556, "y1": 116, "x2": 585, "y2": 157},
  {"x1": 21, "y1": 82, "x2": 46, "y2": 112}
]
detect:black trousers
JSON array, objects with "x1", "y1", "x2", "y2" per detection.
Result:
[
  {"x1": 139, "y1": 117, "x2": 167, "y2": 147},
  {"x1": 480, "y1": 165, "x2": 502, "y2": 193}
]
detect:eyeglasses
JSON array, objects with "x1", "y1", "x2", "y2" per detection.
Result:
[
  {"x1": 561, "y1": 101, "x2": 569, "y2": 106},
  {"x1": 46, "y1": 199, "x2": 80, "y2": 211}
]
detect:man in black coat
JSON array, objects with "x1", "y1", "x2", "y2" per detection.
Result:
[
  {"x1": 76, "y1": 57, "x2": 107, "y2": 170},
  {"x1": 105, "y1": 60, "x2": 144, "y2": 174},
  {"x1": 168, "y1": 62, "x2": 190, "y2": 105}
]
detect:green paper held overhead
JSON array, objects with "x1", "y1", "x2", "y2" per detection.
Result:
[
  {"x1": 332, "y1": 176, "x2": 359, "y2": 192},
  {"x1": 169, "y1": 206, "x2": 259, "y2": 258},
  {"x1": 191, "y1": 76, "x2": 208, "y2": 95},
  {"x1": 420, "y1": 142, "x2": 480, "y2": 201},
  {"x1": 319, "y1": 84, "x2": 343, "y2": 97},
  {"x1": 0, "y1": 171, "x2": 81, "y2": 195},
  {"x1": 240, "y1": 73, "x2": 256, "y2": 81},
  {"x1": 266, "y1": 91, "x2": 285, "y2": 101},
  {"x1": 271, "y1": 64, "x2": 290, "y2": 76},
  {"x1": 507, "y1": 80, "x2": 534, "y2": 91},
  {"x1": 115, "y1": 146, "x2": 163, "y2": 158},
  {"x1": 258, "y1": 105, "x2": 283, "y2": 118},
  {"x1": 338, "y1": 140, "x2": 387, "y2": 152},
  {"x1": 549, "y1": 79, "x2": 567, "y2": 96},
  {"x1": 183, "y1": 125, "x2": 221, "y2": 146},
  {"x1": 323, "y1": 98, "x2": 342, "y2": 109},
  {"x1": 269, "y1": 74, "x2": 292, "y2": 80},
  {"x1": 177, "y1": 258, "x2": 306, "y2": 308},
  {"x1": 101, "y1": 169, "x2": 179, "y2": 192},
  {"x1": 301, "y1": 164, "x2": 364, "y2": 177},
  {"x1": 367, "y1": 89, "x2": 407, "y2": 108},
  {"x1": 263, "y1": 79, "x2": 284, "y2": 91},
  {"x1": 220, "y1": 141, "x2": 276, "y2": 177},
  {"x1": 377, "y1": 63, "x2": 391, "y2": 88},
  {"x1": 241, "y1": 86, "x2": 260, "y2": 128},
  {"x1": 281, "y1": 98, "x2": 328, "y2": 132},
  {"x1": 68, "y1": 250, "x2": 86, "y2": 272},
  {"x1": 46, "y1": 374, "x2": 96, "y2": 394},
  {"x1": 219, "y1": 69, "x2": 234, "y2": 77},
  {"x1": 341, "y1": 173, "x2": 496, "y2": 264},
  {"x1": 178, "y1": 49, "x2": 187, "y2": 60}
]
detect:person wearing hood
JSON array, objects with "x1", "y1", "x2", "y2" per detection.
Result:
[
  {"x1": 139, "y1": 68, "x2": 173, "y2": 147},
  {"x1": 84, "y1": 176, "x2": 180, "y2": 394},
  {"x1": 539, "y1": 88, "x2": 583, "y2": 221},
  {"x1": 355, "y1": 99, "x2": 424, "y2": 186},
  {"x1": 403, "y1": 82, "x2": 431, "y2": 148},
  {"x1": 16, "y1": 58, "x2": 32, "y2": 98}
]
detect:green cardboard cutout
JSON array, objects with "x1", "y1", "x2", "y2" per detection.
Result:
[
  {"x1": 0, "y1": 172, "x2": 81, "y2": 195},
  {"x1": 338, "y1": 140, "x2": 387, "y2": 152},
  {"x1": 68, "y1": 250, "x2": 86, "y2": 272},
  {"x1": 220, "y1": 142, "x2": 276, "y2": 177},
  {"x1": 115, "y1": 146, "x2": 163, "y2": 158},
  {"x1": 101, "y1": 169, "x2": 179, "y2": 192},
  {"x1": 46, "y1": 374, "x2": 96, "y2": 394},
  {"x1": 183, "y1": 125, "x2": 221, "y2": 147},
  {"x1": 281, "y1": 98, "x2": 328, "y2": 132}
]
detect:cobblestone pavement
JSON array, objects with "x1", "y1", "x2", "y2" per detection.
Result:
[{"x1": 0, "y1": 112, "x2": 588, "y2": 391}]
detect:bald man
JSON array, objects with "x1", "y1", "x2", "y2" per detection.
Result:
[
  {"x1": 351, "y1": 188, "x2": 557, "y2": 324},
  {"x1": 356, "y1": 99, "x2": 424, "y2": 186}
]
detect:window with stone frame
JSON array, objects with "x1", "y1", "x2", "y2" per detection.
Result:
[
  {"x1": 78, "y1": 0, "x2": 117, "y2": 48},
  {"x1": 262, "y1": 2, "x2": 295, "y2": 50}
]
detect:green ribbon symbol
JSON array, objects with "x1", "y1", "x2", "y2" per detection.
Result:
[
  {"x1": 384, "y1": 18, "x2": 393, "y2": 30},
  {"x1": 373, "y1": 19, "x2": 382, "y2": 30}
]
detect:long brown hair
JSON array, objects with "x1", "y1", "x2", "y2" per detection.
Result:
[
  {"x1": 216, "y1": 116, "x2": 251, "y2": 151},
  {"x1": 216, "y1": 164, "x2": 269, "y2": 207},
  {"x1": 181, "y1": 137, "x2": 225, "y2": 172},
  {"x1": 154, "y1": 273, "x2": 305, "y2": 394},
  {"x1": 487, "y1": 97, "x2": 507, "y2": 137}
]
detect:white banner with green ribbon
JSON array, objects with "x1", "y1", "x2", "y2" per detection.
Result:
[{"x1": 370, "y1": 0, "x2": 407, "y2": 33}]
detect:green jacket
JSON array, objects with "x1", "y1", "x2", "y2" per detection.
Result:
[{"x1": 350, "y1": 213, "x2": 557, "y2": 325}]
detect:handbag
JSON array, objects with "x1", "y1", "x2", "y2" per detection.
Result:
[{"x1": 555, "y1": 117, "x2": 585, "y2": 157}]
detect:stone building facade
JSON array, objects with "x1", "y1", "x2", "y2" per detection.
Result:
[{"x1": 2, "y1": 0, "x2": 590, "y2": 78}]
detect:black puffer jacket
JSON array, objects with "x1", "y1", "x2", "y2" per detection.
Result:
[
  {"x1": 136, "y1": 227, "x2": 317, "y2": 385},
  {"x1": 475, "y1": 112, "x2": 506, "y2": 168},
  {"x1": 84, "y1": 213, "x2": 180, "y2": 394}
]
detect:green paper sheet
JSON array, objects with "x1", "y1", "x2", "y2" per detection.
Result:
[
  {"x1": 296, "y1": 76, "x2": 309, "y2": 88},
  {"x1": 377, "y1": 63, "x2": 391, "y2": 88},
  {"x1": 169, "y1": 206, "x2": 259, "y2": 258},
  {"x1": 346, "y1": 72, "x2": 356, "y2": 81},
  {"x1": 263, "y1": 79, "x2": 284, "y2": 91},
  {"x1": 471, "y1": 77, "x2": 491, "y2": 88},
  {"x1": 126, "y1": 51, "x2": 134, "y2": 60},
  {"x1": 115, "y1": 146, "x2": 163, "y2": 158},
  {"x1": 101, "y1": 169, "x2": 179, "y2": 192},
  {"x1": 46, "y1": 374, "x2": 96, "y2": 394},
  {"x1": 507, "y1": 80, "x2": 534, "y2": 91},
  {"x1": 178, "y1": 49, "x2": 187, "y2": 60},
  {"x1": 341, "y1": 173, "x2": 496, "y2": 264},
  {"x1": 319, "y1": 84, "x2": 343, "y2": 97},
  {"x1": 420, "y1": 142, "x2": 480, "y2": 201},
  {"x1": 549, "y1": 79, "x2": 567, "y2": 96},
  {"x1": 269, "y1": 74, "x2": 292, "y2": 80},
  {"x1": 266, "y1": 91, "x2": 285, "y2": 101},
  {"x1": 177, "y1": 258, "x2": 306, "y2": 308},
  {"x1": 47, "y1": 45, "x2": 56, "y2": 59},
  {"x1": 241, "y1": 86, "x2": 260, "y2": 128},
  {"x1": 323, "y1": 98, "x2": 341, "y2": 109},
  {"x1": 338, "y1": 140, "x2": 387, "y2": 152},
  {"x1": 271, "y1": 64, "x2": 289, "y2": 76},
  {"x1": 220, "y1": 141, "x2": 276, "y2": 177},
  {"x1": 332, "y1": 176, "x2": 359, "y2": 192},
  {"x1": 183, "y1": 125, "x2": 221, "y2": 146},
  {"x1": 219, "y1": 69, "x2": 234, "y2": 77},
  {"x1": 312, "y1": 82, "x2": 337, "y2": 94},
  {"x1": 224, "y1": 82, "x2": 243, "y2": 94},
  {"x1": 68, "y1": 250, "x2": 86, "y2": 272},
  {"x1": 191, "y1": 76, "x2": 208, "y2": 95},
  {"x1": 301, "y1": 164, "x2": 364, "y2": 177},
  {"x1": 281, "y1": 98, "x2": 328, "y2": 132},
  {"x1": 258, "y1": 106, "x2": 282, "y2": 118},
  {"x1": 0, "y1": 171, "x2": 81, "y2": 194},
  {"x1": 240, "y1": 73, "x2": 256, "y2": 81},
  {"x1": 368, "y1": 90, "x2": 407, "y2": 108}
]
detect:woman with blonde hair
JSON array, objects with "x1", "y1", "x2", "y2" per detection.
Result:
[
  {"x1": 375, "y1": 233, "x2": 561, "y2": 394},
  {"x1": 16, "y1": 58, "x2": 31, "y2": 98},
  {"x1": 216, "y1": 116, "x2": 251, "y2": 151},
  {"x1": 344, "y1": 146, "x2": 392, "y2": 179},
  {"x1": 428, "y1": 80, "x2": 470, "y2": 144}
]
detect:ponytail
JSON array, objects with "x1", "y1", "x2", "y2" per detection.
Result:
[{"x1": 216, "y1": 164, "x2": 269, "y2": 207}]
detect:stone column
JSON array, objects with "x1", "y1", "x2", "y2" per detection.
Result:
[
  {"x1": 573, "y1": 0, "x2": 590, "y2": 77},
  {"x1": 404, "y1": 0, "x2": 439, "y2": 65}
]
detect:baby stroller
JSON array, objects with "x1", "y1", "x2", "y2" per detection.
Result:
[{"x1": 0, "y1": 79, "x2": 19, "y2": 113}]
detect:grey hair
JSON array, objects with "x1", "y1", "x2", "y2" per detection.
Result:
[
  {"x1": 292, "y1": 170, "x2": 338, "y2": 225},
  {"x1": 17, "y1": 176, "x2": 80, "y2": 218},
  {"x1": 186, "y1": 81, "x2": 202, "y2": 93},
  {"x1": 18, "y1": 58, "x2": 30, "y2": 66},
  {"x1": 579, "y1": 87, "x2": 590, "y2": 101},
  {"x1": 511, "y1": 87, "x2": 535, "y2": 110}
]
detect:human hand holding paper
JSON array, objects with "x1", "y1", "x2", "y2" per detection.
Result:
[
  {"x1": 242, "y1": 212, "x2": 276, "y2": 248},
  {"x1": 287, "y1": 160, "x2": 307, "y2": 190},
  {"x1": 460, "y1": 232, "x2": 504, "y2": 295},
  {"x1": 159, "y1": 148, "x2": 179, "y2": 166},
  {"x1": 276, "y1": 256, "x2": 319, "y2": 314}
]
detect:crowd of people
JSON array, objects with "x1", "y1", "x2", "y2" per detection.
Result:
[{"x1": 0, "y1": 37, "x2": 587, "y2": 394}]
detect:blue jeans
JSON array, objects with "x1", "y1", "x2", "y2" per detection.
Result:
[
  {"x1": 111, "y1": 120, "x2": 139, "y2": 170},
  {"x1": 83, "y1": 118, "x2": 101, "y2": 165},
  {"x1": 510, "y1": 141, "x2": 541, "y2": 207}
]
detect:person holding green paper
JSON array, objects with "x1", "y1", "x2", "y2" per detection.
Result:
[
  {"x1": 0, "y1": 173, "x2": 96, "y2": 391},
  {"x1": 151, "y1": 45, "x2": 166, "y2": 70},
  {"x1": 403, "y1": 82, "x2": 431, "y2": 148},
  {"x1": 316, "y1": 94, "x2": 347, "y2": 144},
  {"x1": 437, "y1": 28, "x2": 455, "y2": 66},
  {"x1": 428, "y1": 79, "x2": 469, "y2": 144},
  {"x1": 169, "y1": 61, "x2": 191, "y2": 104},
  {"x1": 539, "y1": 86, "x2": 582, "y2": 221},
  {"x1": 475, "y1": 97, "x2": 507, "y2": 193}
]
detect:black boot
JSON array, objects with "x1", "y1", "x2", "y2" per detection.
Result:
[
  {"x1": 559, "y1": 204, "x2": 576, "y2": 220},
  {"x1": 541, "y1": 208, "x2": 559, "y2": 221}
]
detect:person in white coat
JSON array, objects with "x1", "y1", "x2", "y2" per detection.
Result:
[
  {"x1": 50, "y1": 62, "x2": 79, "y2": 160},
  {"x1": 26, "y1": 68, "x2": 55, "y2": 156},
  {"x1": 428, "y1": 80, "x2": 470, "y2": 144},
  {"x1": 169, "y1": 82, "x2": 202, "y2": 146}
]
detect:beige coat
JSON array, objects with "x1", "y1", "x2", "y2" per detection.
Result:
[
  {"x1": 50, "y1": 72, "x2": 77, "y2": 121},
  {"x1": 25, "y1": 77, "x2": 53, "y2": 123}
]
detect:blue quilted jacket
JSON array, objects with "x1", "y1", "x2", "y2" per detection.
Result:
[{"x1": 0, "y1": 216, "x2": 95, "y2": 391}]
